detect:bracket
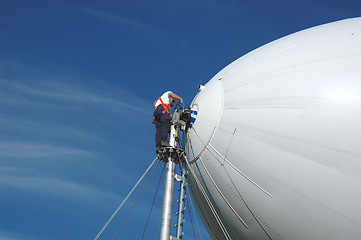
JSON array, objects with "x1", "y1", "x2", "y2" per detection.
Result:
[{"x1": 175, "y1": 174, "x2": 184, "y2": 182}]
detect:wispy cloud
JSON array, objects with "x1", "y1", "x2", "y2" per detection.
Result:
[
  {"x1": 72, "y1": 4, "x2": 164, "y2": 34},
  {"x1": 0, "y1": 57, "x2": 155, "y2": 239},
  {"x1": 0, "y1": 77, "x2": 149, "y2": 115},
  {"x1": 0, "y1": 117, "x2": 103, "y2": 145},
  {"x1": 0, "y1": 231, "x2": 42, "y2": 240},
  {"x1": 0, "y1": 174, "x2": 120, "y2": 203},
  {"x1": 0, "y1": 56, "x2": 153, "y2": 117},
  {"x1": 0, "y1": 141, "x2": 87, "y2": 158},
  {"x1": 0, "y1": 59, "x2": 152, "y2": 160}
]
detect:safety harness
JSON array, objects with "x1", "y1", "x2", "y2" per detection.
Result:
[{"x1": 154, "y1": 97, "x2": 171, "y2": 113}]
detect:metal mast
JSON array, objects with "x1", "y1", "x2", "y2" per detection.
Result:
[
  {"x1": 159, "y1": 124, "x2": 177, "y2": 240},
  {"x1": 158, "y1": 107, "x2": 189, "y2": 240}
]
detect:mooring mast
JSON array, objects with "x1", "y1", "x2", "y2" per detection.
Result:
[{"x1": 158, "y1": 107, "x2": 190, "y2": 240}]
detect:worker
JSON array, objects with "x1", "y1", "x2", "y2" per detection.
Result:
[{"x1": 153, "y1": 91, "x2": 183, "y2": 153}]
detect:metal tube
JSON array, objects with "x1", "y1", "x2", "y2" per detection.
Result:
[
  {"x1": 160, "y1": 124, "x2": 177, "y2": 240},
  {"x1": 160, "y1": 158, "x2": 176, "y2": 240}
]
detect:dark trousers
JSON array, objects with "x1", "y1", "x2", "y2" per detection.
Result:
[{"x1": 154, "y1": 105, "x2": 170, "y2": 147}]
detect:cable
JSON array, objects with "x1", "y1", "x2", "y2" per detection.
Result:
[
  {"x1": 93, "y1": 157, "x2": 159, "y2": 240},
  {"x1": 171, "y1": 101, "x2": 182, "y2": 116},
  {"x1": 190, "y1": 126, "x2": 271, "y2": 196},
  {"x1": 112, "y1": 160, "x2": 161, "y2": 240},
  {"x1": 196, "y1": 151, "x2": 248, "y2": 228},
  {"x1": 157, "y1": 207, "x2": 162, "y2": 239},
  {"x1": 223, "y1": 165, "x2": 275, "y2": 240},
  {"x1": 141, "y1": 163, "x2": 166, "y2": 240},
  {"x1": 177, "y1": 133, "x2": 184, "y2": 149},
  {"x1": 183, "y1": 142, "x2": 231, "y2": 240},
  {"x1": 190, "y1": 127, "x2": 274, "y2": 239}
]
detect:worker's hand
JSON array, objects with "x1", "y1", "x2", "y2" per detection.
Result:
[{"x1": 179, "y1": 98, "x2": 183, "y2": 104}]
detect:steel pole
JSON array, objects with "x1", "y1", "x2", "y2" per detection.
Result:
[
  {"x1": 160, "y1": 125, "x2": 177, "y2": 240},
  {"x1": 160, "y1": 158, "x2": 176, "y2": 240}
]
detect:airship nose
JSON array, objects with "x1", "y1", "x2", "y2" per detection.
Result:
[{"x1": 188, "y1": 79, "x2": 223, "y2": 160}]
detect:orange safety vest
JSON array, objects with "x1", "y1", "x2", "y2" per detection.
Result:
[{"x1": 154, "y1": 97, "x2": 170, "y2": 113}]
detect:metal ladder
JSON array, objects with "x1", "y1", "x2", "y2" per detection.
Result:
[{"x1": 175, "y1": 167, "x2": 187, "y2": 239}]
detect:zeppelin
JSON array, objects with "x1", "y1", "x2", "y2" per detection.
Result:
[{"x1": 186, "y1": 17, "x2": 361, "y2": 240}]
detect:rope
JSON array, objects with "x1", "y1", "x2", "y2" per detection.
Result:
[
  {"x1": 191, "y1": 127, "x2": 271, "y2": 197},
  {"x1": 189, "y1": 127, "x2": 274, "y2": 240},
  {"x1": 112, "y1": 160, "x2": 161, "y2": 240},
  {"x1": 189, "y1": 130, "x2": 243, "y2": 239},
  {"x1": 184, "y1": 141, "x2": 231, "y2": 240},
  {"x1": 93, "y1": 157, "x2": 159, "y2": 240},
  {"x1": 222, "y1": 164, "x2": 275, "y2": 240},
  {"x1": 141, "y1": 163, "x2": 166, "y2": 240},
  {"x1": 195, "y1": 150, "x2": 248, "y2": 228},
  {"x1": 157, "y1": 206, "x2": 162, "y2": 239}
]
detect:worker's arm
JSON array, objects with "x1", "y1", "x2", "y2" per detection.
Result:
[{"x1": 169, "y1": 92, "x2": 183, "y2": 104}]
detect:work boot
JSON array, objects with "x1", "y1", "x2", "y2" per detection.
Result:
[
  {"x1": 156, "y1": 145, "x2": 161, "y2": 154},
  {"x1": 160, "y1": 140, "x2": 170, "y2": 147}
]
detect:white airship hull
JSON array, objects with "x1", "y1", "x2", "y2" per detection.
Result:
[{"x1": 187, "y1": 17, "x2": 361, "y2": 240}]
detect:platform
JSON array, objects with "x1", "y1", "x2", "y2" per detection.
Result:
[{"x1": 158, "y1": 147, "x2": 186, "y2": 164}]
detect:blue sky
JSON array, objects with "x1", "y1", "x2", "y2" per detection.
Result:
[{"x1": 0, "y1": 0, "x2": 360, "y2": 239}]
